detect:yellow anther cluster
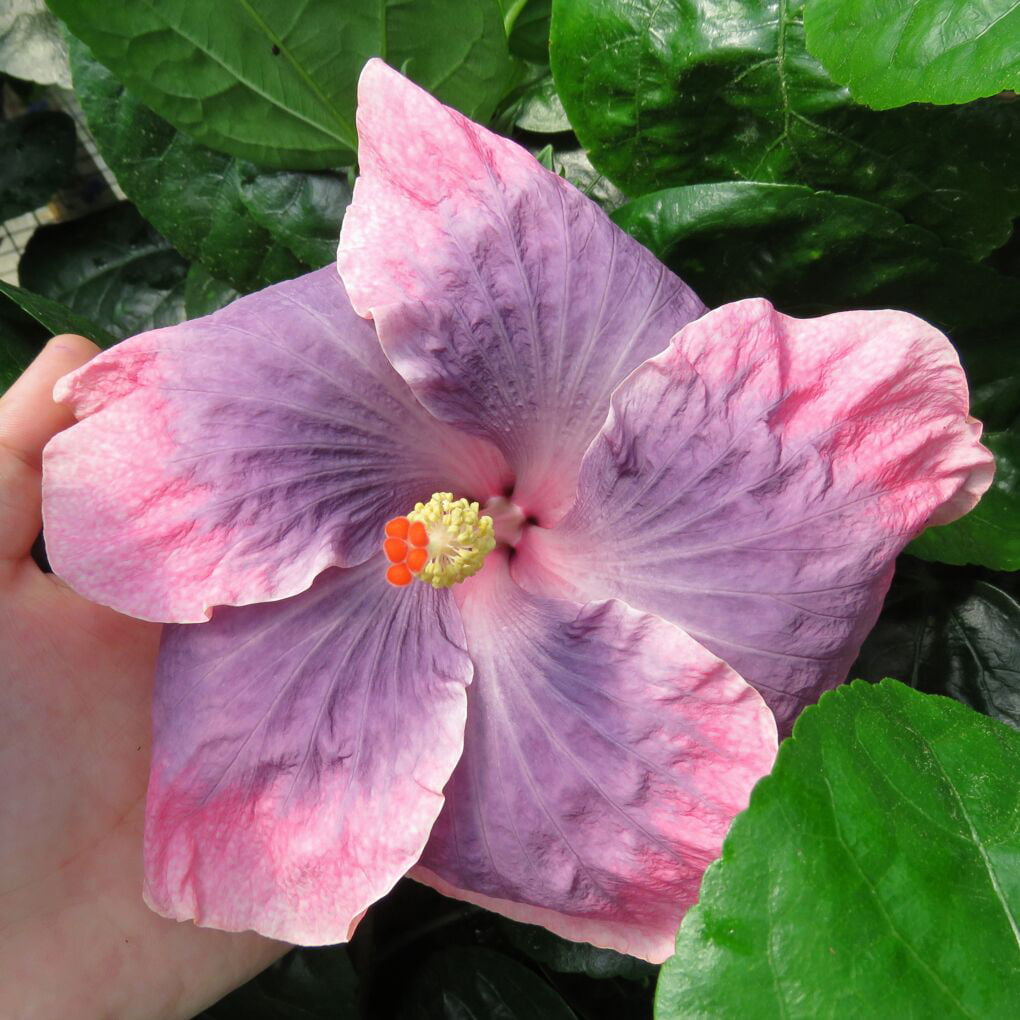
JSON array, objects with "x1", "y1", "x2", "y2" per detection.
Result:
[{"x1": 407, "y1": 492, "x2": 495, "y2": 588}]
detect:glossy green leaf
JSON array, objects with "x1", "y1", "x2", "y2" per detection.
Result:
[
  {"x1": 0, "y1": 111, "x2": 76, "y2": 221},
  {"x1": 854, "y1": 561, "x2": 1020, "y2": 729},
  {"x1": 657, "y1": 679, "x2": 1020, "y2": 1018},
  {"x1": 19, "y1": 202, "x2": 188, "y2": 340},
  {"x1": 70, "y1": 40, "x2": 342, "y2": 293},
  {"x1": 183, "y1": 264, "x2": 240, "y2": 320},
  {"x1": 400, "y1": 948, "x2": 576, "y2": 1019},
  {"x1": 48, "y1": 0, "x2": 512, "y2": 169},
  {"x1": 909, "y1": 429, "x2": 1020, "y2": 571},
  {"x1": 0, "y1": 280, "x2": 115, "y2": 346},
  {"x1": 611, "y1": 182, "x2": 1020, "y2": 335},
  {"x1": 236, "y1": 165, "x2": 350, "y2": 270},
  {"x1": 804, "y1": 0, "x2": 1020, "y2": 109},
  {"x1": 499, "y1": 919, "x2": 656, "y2": 981},
  {"x1": 551, "y1": 0, "x2": 1020, "y2": 257}
]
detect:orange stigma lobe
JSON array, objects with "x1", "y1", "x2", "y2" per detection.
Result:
[
  {"x1": 406, "y1": 546, "x2": 428, "y2": 573},
  {"x1": 383, "y1": 514, "x2": 425, "y2": 586},
  {"x1": 386, "y1": 562, "x2": 413, "y2": 587},
  {"x1": 383, "y1": 537, "x2": 408, "y2": 563},
  {"x1": 385, "y1": 516, "x2": 410, "y2": 539}
]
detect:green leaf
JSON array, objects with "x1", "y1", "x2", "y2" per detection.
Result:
[
  {"x1": 498, "y1": 919, "x2": 656, "y2": 981},
  {"x1": 854, "y1": 561, "x2": 1020, "y2": 729},
  {"x1": 48, "y1": 0, "x2": 512, "y2": 170},
  {"x1": 550, "y1": 0, "x2": 1020, "y2": 257},
  {"x1": 611, "y1": 182, "x2": 1020, "y2": 335},
  {"x1": 0, "y1": 0, "x2": 71, "y2": 87},
  {"x1": 0, "y1": 295, "x2": 47, "y2": 393},
  {"x1": 236, "y1": 164, "x2": 350, "y2": 270},
  {"x1": 804, "y1": 0, "x2": 1020, "y2": 109},
  {"x1": 533, "y1": 143, "x2": 556, "y2": 171},
  {"x1": 515, "y1": 74, "x2": 570, "y2": 133},
  {"x1": 657, "y1": 679, "x2": 1020, "y2": 1018},
  {"x1": 0, "y1": 280, "x2": 115, "y2": 345},
  {"x1": 552, "y1": 147, "x2": 625, "y2": 212},
  {"x1": 70, "y1": 39, "x2": 341, "y2": 293},
  {"x1": 184, "y1": 263, "x2": 240, "y2": 319},
  {"x1": 0, "y1": 111, "x2": 76, "y2": 221},
  {"x1": 19, "y1": 202, "x2": 188, "y2": 339},
  {"x1": 508, "y1": 0, "x2": 551, "y2": 63},
  {"x1": 908, "y1": 429, "x2": 1020, "y2": 571},
  {"x1": 400, "y1": 948, "x2": 577, "y2": 1019},
  {"x1": 965, "y1": 338, "x2": 1020, "y2": 433}
]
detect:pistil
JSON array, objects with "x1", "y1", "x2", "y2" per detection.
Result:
[{"x1": 383, "y1": 492, "x2": 495, "y2": 588}]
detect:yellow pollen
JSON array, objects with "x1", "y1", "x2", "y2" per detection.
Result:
[{"x1": 383, "y1": 492, "x2": 495, "y2": 589}]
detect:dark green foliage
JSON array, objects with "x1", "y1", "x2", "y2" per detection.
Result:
[
  {"x1": 0, "y1": 111, "x2": 76, "y2": 221},
  {"x1": 854, "y1": 560, "x2": 1020, "y2": 729},
  {"x1": 0, "y1": 293, "x2": 48, "y2": 391},
  {"x1": 70, "y1": 42, "x2": 340, "y2": 294},
  {"x1": 19, "y1": 202, "x2": 188, "y2": 340},
  {"x1": 551, "y1": 0, "x2": 1020, "y2": 257},
  {"x1": 612, "y1": 182, "x2": 1020, "y2": 333}
]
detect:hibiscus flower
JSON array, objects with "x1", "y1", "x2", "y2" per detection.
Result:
[{"x1": 41, "y1": 61, "x2": 991, "y2": 962}]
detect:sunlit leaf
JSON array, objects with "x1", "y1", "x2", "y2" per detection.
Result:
[
  {"x1": 551, "y1": 0, "x2": 1020, "y2": 257},
  {"x1": 657, "y1": 680, "x2": 1020, "y2": 1017},
  {"x1": 48, "y1": 0, "x2": 513, "y2": 169},
  {"x1": 804, "y1": 0, "x2": 1020, "y2": 109}
]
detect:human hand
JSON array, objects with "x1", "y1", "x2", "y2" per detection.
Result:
[{"x1": 0, "y1": 337, "x2": 287, "y2": 1019}]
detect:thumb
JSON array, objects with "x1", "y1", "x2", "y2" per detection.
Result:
[{"x1": 0, "y1": 335, "x2": 100, "y2": 563}]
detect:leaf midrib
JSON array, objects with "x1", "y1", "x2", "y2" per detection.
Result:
[
  {"x1": 136, "y1": 0, "x2": 357, "y2": 152},
  {"x1": 926, "y1": 739, "x2": 1020, "y2": 954}
]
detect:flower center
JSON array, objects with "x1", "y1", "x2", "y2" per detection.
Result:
[{"x1": 383, "y1": 492, "x2": 495, "y2": 588}]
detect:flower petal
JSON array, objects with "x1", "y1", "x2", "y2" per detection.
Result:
[
  {"x1": 515, "y1": 299, "x2": 994, "y2": 732},
  {"x1": 43, "y1": 267, "x2": 509, "y2": 622},
  {"x1": 339, "y1": 60, "x2": 705, "y2": 522},
  {"x1": 144, "y1": 562, "x2": 472, "y2": 944},
  {"x1": 414, "y1": 552, "x2": 777, "y2": 963}
]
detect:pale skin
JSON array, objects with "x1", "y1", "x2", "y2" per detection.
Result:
[{"x1": 0, "y1": 337, "x2": 287, "y2": 1019}]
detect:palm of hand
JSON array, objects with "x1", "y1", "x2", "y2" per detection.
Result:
[{"x1": 0, "y1": 338, "x2": 284, "y2": 1019}]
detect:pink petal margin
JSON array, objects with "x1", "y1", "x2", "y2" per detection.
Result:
[
  {"x1": 42, "y1": 269, "x2": 508, "y2": 623},
  {"x1": 415, "y1": 553, "x2": 777, "y2": 962},
  {"x1": 339, "y1": 59, "x2": 704, "y2": 522},
  {"x1": 515, "y1": 299, "x2": 994, "y2": 731},
  {"x1": 144, "y1": 563, "x2": 472, "y2": 944}
]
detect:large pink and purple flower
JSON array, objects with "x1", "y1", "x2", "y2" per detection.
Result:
[{"x1": 41, "y1": 62, "x2": 991, "y2": 962}]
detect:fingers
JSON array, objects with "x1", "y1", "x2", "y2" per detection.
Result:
[{"x1": 0, "y1": 335, "x2": 100, "y2": 563}]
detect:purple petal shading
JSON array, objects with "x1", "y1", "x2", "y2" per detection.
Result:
[
  {"x1": 415, "y1": 551, "x2": 777, "y2": 963},
  {"x1": 43, "y1": 267, "x2": 509, "y2": 622},
  {"x1": 514, "y1": 299, "x2": 994, "y2": 731},
  {"x1": 339, "y1": 60, "x2": 705, "y2": 523},
  {"x1": 144, "y1": 562, "x2": 472, "y2": 944}
]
